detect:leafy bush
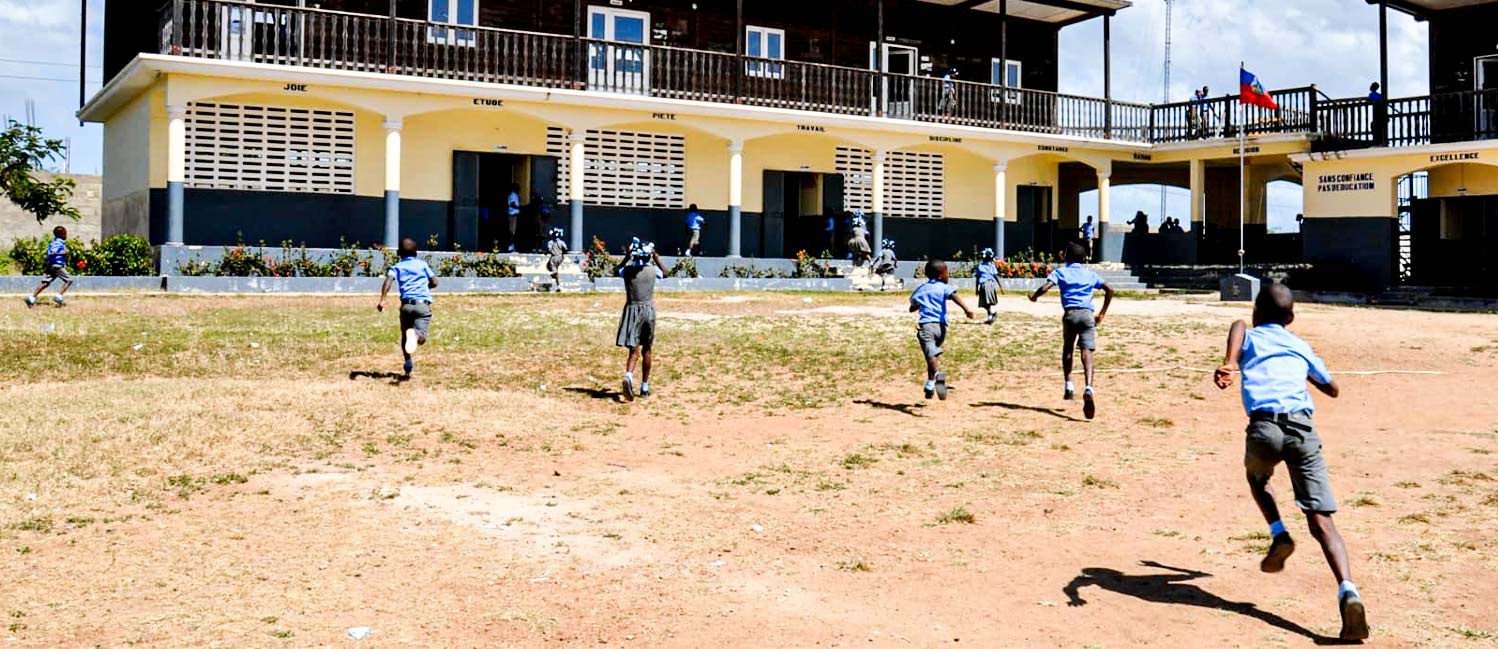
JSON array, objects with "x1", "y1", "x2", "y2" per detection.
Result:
[
  {"x1": 7, "y1": 235, "x2": 153, "y2": 276},
  {"x1": 436, "y1": 252, "x2": 518, "y2": 278},
  {"x1": 793, "y1": 250, "x2": 837, "y2": 279},
  {"x1": 667, "y1": 257, "x2": 699, "y2": 278},
  {"x1": 583, "y1": 237, "x2": 620, "y2": 280}
]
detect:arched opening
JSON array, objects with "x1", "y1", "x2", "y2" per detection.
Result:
[{"x1": 1266, "y1": 180, "x2": 1305, "y2": 234}]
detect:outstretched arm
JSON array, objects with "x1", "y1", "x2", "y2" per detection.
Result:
[
  {"x1": 1029, "y1": 281, "x2": 1054, "y2": 303},
  {"x1": 1094, "y1": 283, "x2": 1115, "y2": 326},
  {"x1": 377, "y1": 276, "x2": 394, "y2": 312},
  {"x1": 1214, "y1": 320, "x2": 1248, "y2": 389},
  {"x1": 951, "y1": 294, "x2": 977, "y2": 319}
]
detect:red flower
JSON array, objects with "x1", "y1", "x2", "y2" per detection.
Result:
[{"x1": 76, "y1": 260, "x2": 87, "y2": 269}]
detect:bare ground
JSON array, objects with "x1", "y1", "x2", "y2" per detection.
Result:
[{"x1": 2, "y1": 292, "x2": 1496, "y2": 648}]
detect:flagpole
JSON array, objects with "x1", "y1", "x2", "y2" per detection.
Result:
[{"x1": 1238, "y1": 64, "x2": 1247, "y2": 276}]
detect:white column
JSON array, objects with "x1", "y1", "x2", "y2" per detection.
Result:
[
  {"x1": 1189, "y1": 158, "x2": 1206, "y2": 231},
  {"x1": 166, "y1": 105, "x2": 187, "y2": 245},
  {"x1": 993, "y1": 162, "x2": 1007, "y2": 257},
  {"x1": 872, "y1": 152, "x2": 887, "y2": 249},
  {"x1": 568, "y1": 132, "x2": 587, "y2": 252},
  {"x1": 383, "y1": 119, "x2": 403, "y2": 249},
  {"x1": 728, "y1": 141, "x2": 744, "y2": 257},
  {"x1": 1096, "y1": 170, "x2": 1112, "y2": 262}
]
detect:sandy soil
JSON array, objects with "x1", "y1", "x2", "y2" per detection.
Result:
[{"x1": 2, "y1": 293, "x2": 1496, "y2": 648}]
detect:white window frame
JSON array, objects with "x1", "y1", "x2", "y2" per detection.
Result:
[
  {"x1": 990, "y1": 58, "x2": 1022, "y2": 105},
  {"x1": 428, "y1": 0, "x2": 479, "y2": 47},
  {"x1": 746, "y1": 25, "x2": 786, "y2": 79}
]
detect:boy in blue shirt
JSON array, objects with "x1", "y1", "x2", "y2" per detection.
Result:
[
  {"x1": 1028, "y1": 242, "x2": 1113, "y2": 419},
  {"x1": 1214, "y1": 283, "x2": 1367, "y2": 641},
  {"x1": 376, "y1": 238, "x2": 438, "y2": 376},
  {"x1": 26, "y1": 226, "x2": 75, "y2": 308},
  {"x1": 685, "y1": 204, "x2": 705, "y2": 257},
  {"x1": 616, "y1": 239, "x2": 668, "y2": 401},
  {"x1": 974, "y1": 247, "x2": 1005, "y2": 325},
  {"x1": 910, "y1": 259, "x2": 977, "y2": 400}
]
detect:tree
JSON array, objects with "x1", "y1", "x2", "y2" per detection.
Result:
[{"x1": 0, "y1": 120, "x2": 81, "y2": 224}]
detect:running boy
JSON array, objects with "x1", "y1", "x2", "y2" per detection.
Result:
[
  {"x1": 26, "y1": 226, "x2": 75, "y2": 308},
  {"x1": 616, "y1": 239, "x2": 668, "y2": 401},
  {"x1": 545, "y1": 227, "x2": 568, "y2": 292},
  {"x1": 911, "y1": 259, "x2": 977, "y2": 400},
  {"x1": 1028, "y1": 241, "x2": 1113, "y2": 419},
  {"x1": 376, "y1": 238, "x2": 438, "y2": 376},
  {"x1": 1213, "y1": 283, "x2": 1368, "y2": 641},
  {"x1": 974, "y1": 247, "x2": 1005, "y2": 325},
  {"x1": 684, "y1": 204, "x2": 705, "y2": 257}
]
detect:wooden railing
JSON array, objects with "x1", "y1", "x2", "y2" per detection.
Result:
[{"x1": 160, "y1": 0, "x2": 1498, "y2": 150}]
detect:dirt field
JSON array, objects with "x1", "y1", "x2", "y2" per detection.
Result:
[{"x1": 2, "y1": 291, "x2": 1496, "y2": 648}]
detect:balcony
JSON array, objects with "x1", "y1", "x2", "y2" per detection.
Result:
[{"x1": 155, "y1": 0, "x2": 1496, "y2": 150}]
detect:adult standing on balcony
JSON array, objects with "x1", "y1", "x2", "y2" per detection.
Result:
[
  {"x1": 1199, "y1": 86, "x2": 1217, "y2": 138},
  {"x1": 1368, "y1": 82, "x2": 1388, "y2": 146},
  {"x1": 1188, "y1": 88, "x2": 1204, "y2": 139}
]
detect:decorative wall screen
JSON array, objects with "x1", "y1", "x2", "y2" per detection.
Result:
[
  {"x1": 185, "y1": 102, "x2": 355, "y2": 193},
  {"x1": 547, "y1": 127, "x2": 686, "y2": 209},
  {"x1": 835, "y1": 146, "x2": 874, "y2": 214},
  {"x1": 882, "y1": 150, "x2": 945, "y2": 219}
]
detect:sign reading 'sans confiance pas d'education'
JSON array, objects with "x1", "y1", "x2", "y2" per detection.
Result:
[{"x1": 1316, "y1": 173, "x2": 1375, "y2": 193}]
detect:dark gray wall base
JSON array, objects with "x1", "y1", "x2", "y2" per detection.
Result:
[
  {"x1": 149, "y1": 189, "x2": 450, "y2": 249},
  {"x1": 1301, "y1": 217, "x2": 1396, "y2": 291}
]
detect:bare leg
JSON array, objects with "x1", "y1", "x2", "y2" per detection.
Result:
[
  {"x1": 1247, "y1": 473, "x2": 1284, "y2": 525},
  {"x1": 926, "y1": 354, "x2": 939, "y2": 382},
  {"x1": 641, "y1": 349, "x2": 653, "y2": 384},
  {"x1": 31, "y1": 282, "x2": 50, "y2": 300},
  {"x1": 1306, "y1": 512, "x2": 1353, "y2": 584},
  {"x1": 1061, "y1": 342, "x2": 1075, "y2": 385},
  {"x1": 626, "y1": 347, "x2": 641, "y2": 375},
  {"x1": 1081, "y1": 348, "x2": 1096, "y2": 388},
  {"x1": 58, "y1": 279, "x2": 73, "y2": 296}
]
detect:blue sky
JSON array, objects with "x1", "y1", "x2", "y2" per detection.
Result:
[{"x1": 2, "y1": 0, "x2": 1427, "y2": 231}]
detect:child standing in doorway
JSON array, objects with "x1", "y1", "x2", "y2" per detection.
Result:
[
  {"x1": 1213, "y1": 282, "x2": 1368, "y2": 641},
  {"x1": 1028, "y1": 241, "x2": 1113, "y2": 419},
  {"x1": 910, "y1": 259, "x2": 977, "y2": 400}
]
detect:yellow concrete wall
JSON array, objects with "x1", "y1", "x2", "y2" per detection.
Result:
[
  {"x1": 103, "y1": 85, "x2": 158, "y2": 201},
  {"x1": 402, "y1": 109, "x2": 554, "y2": 201},
  {"x1": 741, "y1": 133, "x2": 840, "y2": 213},
  {"x1": 906, "y1": 143, "x2": 992, "y2": 221},
  {"x1": 1427, "y1": 162, "x2": 1498, "y2": 198},
  {"x1": 1003, "y1": 154, "x2": 1060, "y2": 224},
  {"x1": 199, "y1": 92, "x2": 387, "y2": 197}
]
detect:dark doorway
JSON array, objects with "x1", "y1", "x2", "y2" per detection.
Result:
[
  {"x1": 1016, "y1": 185, "x2": 1054, "y2": 256},
  {"x1": 452, "y1": 152, "x2": 559, "y2": 252},
  {"x1": 762, "y1": 171, "x2": 845, "y2": 258}
]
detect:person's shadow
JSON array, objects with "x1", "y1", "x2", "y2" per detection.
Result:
[
  {"x1": 1063, "y1": 561, "x2": 1352, "y2": 644},
  {"x1": 853, "y1": 399, "x2": 926, "y2": 416},
  {"x1": 349, "y1": 370, "x2": 410, "y2": 385},
  {"x1": 970, "y1": 401, "x2": 1086, "y2": 423},
  {"x1": 564, "y1": 386, "x2": 624, "y2": 403}
]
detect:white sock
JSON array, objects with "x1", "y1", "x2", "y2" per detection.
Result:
[
  {"x1": 1339, "y1": 580, "x2": 1359, "y2": 600},
  {"x1": 1269, "y1": 520, "x2": 1287, "y2": 537},
  {"x1": 1084, "y1": 385, "x2": 1095, "y2": 395},
  {"x1": 1065, "y1": 381, "x2": 1075, "y2": 391},
  {"x1": 641, "y1": 382, "x2": 650, "y2": 391},
  {"x1": 925, "y1": 380, "x2": 936, "y2": 390},
  {"x1": 624, "y1": 371, "x2": 634, "y2": 382}
]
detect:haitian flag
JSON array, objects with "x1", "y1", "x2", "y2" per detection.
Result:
[{"x1": 1239, "y1": 68, "x2": 1279, "y2": 110}]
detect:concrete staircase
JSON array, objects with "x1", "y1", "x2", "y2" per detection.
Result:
[
  {"x1": 1091, "y1": 266, "x2": 1150, "y2": 291},
  {"x1": 848, "y1": 266, "x2": 906, "y2": 292},
  {"x1": 507, "y1": 253, "x2": 589, "y2": 292}
]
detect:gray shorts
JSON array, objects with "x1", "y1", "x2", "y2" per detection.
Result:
[
  {"x1": 546, "y1": 254, "x2": 565, "y2": 273},
  {"x1": 977, "y1": 281, "x2": 999, "y2": 309},
  {"x1": 688, "y1": 229, "x2": 701, "y2": 248},
  {"x1": 1063, "y1": 308, "x2": 1097, "y2": 352},
  {"x1": 916, "y1": 322, "x2": 948, "y2": 359},
  {"x1": 42, "y1": 263, "x2": 73, "y2": 284},
  {"x1": 1245, "y1": 412, "x2": 1337, "y2": 513},
  {"x1": 616, "y1": 303, "x2": 656, "y2": 350},
  {"x1": 399, "y1": 302, "x2": 432, "y2": 342}
]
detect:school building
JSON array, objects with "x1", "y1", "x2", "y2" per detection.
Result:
[{"x1": 82, "y1": 0, "x2": 1498, "y2": 290}]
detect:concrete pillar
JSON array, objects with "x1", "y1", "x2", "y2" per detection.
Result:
[
  {"x1": 872, "y1": 152, "x2": 887, "y2": 249},
  {"x1": 568, "y1": 132, "x2": 586, "y2": 252},
  {"x1": 166, "y1": 105, "x2": 187, "y2": 245},
  {"x1": 383, "y1": 119, "x2": 403, "y2": 249},
  {"x1": 728, "y1": 142, "x2": 744, "y2": 257},
  {"x1": 1189, "y1": 158, "x2": 1206, "y2": 231},
  {"x1": 993, "y1": 162, "x2": 1007, "y2": 257},
  {"x1": 1096, "y1": 170, "x2": 1112, "y2": 262}
]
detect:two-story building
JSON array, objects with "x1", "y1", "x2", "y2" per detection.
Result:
[{"x1": 80, "y1": 0, "x2": 1498, "y2": 291}]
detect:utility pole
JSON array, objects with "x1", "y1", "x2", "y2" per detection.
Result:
[{"x1": 1159, "y1": 0, "x2": 1175, "y2": 226}]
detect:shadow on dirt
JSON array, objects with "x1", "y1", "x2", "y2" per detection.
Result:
[
  {"x1": 1062, "y1": 561, "x2": 1355, "y2": 645},
  {"x1": 349, "y1": 370, "x2": 410, "y2": 385},
  {"x1": 854, "y1": 399, "x2": 927, "y2": 416},
  {"x1": 970, "y1": 401, "x2": 1086, "y2": 423}
]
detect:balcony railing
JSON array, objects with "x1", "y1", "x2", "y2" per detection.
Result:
[{"x1": 156, "y1": 0, "x2": 1498, "y2": 150}]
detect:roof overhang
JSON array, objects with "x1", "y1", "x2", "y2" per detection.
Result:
[
  {"x1": 1366, "y1": 0, "x2": 1498, "y2": 19},
  {"x1": 913, "y1": 0, "x2": 1131, "y2": 24}
]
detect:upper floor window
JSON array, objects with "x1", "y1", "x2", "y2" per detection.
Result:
[
  {"x1": 746, "y1": 26, "x2": 785, "y2": 78},
  {"x1": 991, "y1": 59, "x2": 1021, "y2": 87},
  {"x1": 429, "y1": 0, "x2": 479, "y2": 46}
]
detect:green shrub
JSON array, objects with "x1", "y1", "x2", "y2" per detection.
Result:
[
  {"x1": 667, "y1": 257, "x2": 699, "y2": 278},
  {"x1": 7, "y1": 235, "x2": 153, "y2": 276},
  {"x1": 583, "y1": 237, "x2": 620, "y2": 280}
]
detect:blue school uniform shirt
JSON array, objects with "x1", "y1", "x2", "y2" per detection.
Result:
[
  {"x1": 1081, "y1": 221, "x2": 1095, "y2": 239},
  {"x1": 507, "y1": 192, "x2": 521, "y2": 217},
  {"x1": 45, "y1": 238, "x2": 68, "y2": 265},
  {"x1": 1238, "y1": 324, "x2": 1333, "y2": 415},
  {"x1": 387, "y1": 257, "x2": 435, "y2": 302},
  {"x1": 687, "y1": 212, "x2": 705, "y2": 231},
  {"x1": 1046, "y1": 263, "x2": 1106, "y2": 311},
  {"x1": 975, "y1": 262, "x2": 999, "y2": 285},
  {"x1": 910, "y1": 280, "x2": 958, "y2": 325}
]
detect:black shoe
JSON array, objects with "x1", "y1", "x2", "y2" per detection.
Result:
[
  {"x1": 1339, "y1": 591, "x2": 1369, "y2": 641},
  {"x1": 1082, "y1": 388, "x2": 1097, "y2": 420},
  {"x1": 639, "y1": 385, "x2": 652, "y2": 399},
  {"x1": 1064, "y1": 385, "x2": 1075, "y2": 401},
  {"x1": 934, "y1": 372, "x2": 949, "y2": 401},
  {"x1": 1260, "y1": 532, "x2": 1295, "y2": 573},
  {"x1": 924, "y1": 385, "x2": 935, "y2": 400}
]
